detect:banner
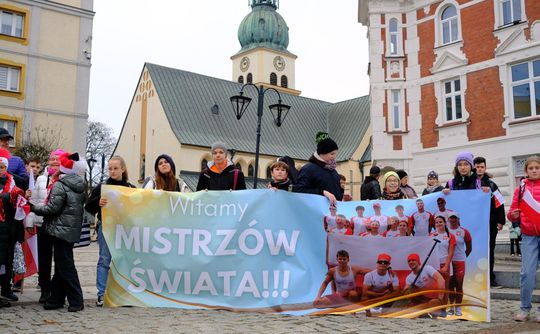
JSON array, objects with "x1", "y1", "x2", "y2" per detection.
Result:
[{"x1": 102, "y1": 186, "x2": 490, "y2": 321}]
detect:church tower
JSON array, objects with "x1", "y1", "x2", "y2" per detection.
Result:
[{"x1": 231, "y1": 0, "x2": 300, "y2": 95}]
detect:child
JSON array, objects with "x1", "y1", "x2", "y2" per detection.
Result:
[
  {"x1": 422, "y1": 170, "x2": 444, "y2": 195},
  {"x1": 25, "y1": 156, "x2": 42, "y2": 178},
  {"x1": 508, "y1": 156, "x2": 540, "y2": 322},
  {"x1": 509, "y1": 222, "x2": 521, "y2": 257},
  {"x1": 339, "y1": 174, "x2": 352, "y2": 201},
  {"x1": 144, "y1": 154, "x2": 185, "y2": 191},
  {"x1": 267, "y1": 161, "x2": 292, "y2": 191},
  {"x1": 85, "y1": 156, "x2": 136, "y2": 307},
  {"x1": 30, "y1": 152, "x2": 86, "y2": 312}
]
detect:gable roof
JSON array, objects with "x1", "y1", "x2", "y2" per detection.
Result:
[{"x1": 144, "y1": 62, "x2": 369, "y2": 162}]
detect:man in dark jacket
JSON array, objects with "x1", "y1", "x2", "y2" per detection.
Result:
[
  {"x1": 361, "y1": 166, "x2": 381, "y2": 200},
  {"x1": 474, "y1": 157, "x2": 505, "y2": 289}
]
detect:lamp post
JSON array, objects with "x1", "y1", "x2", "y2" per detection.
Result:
[
  {"x1": 230, "y1": 84, "x2": 290, "y2": 189},
  {"x1": 87, "y1": 157, "x2": 97, "y2": 190}
]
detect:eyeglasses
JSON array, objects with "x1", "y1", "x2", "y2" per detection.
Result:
[{"x1": 377, "y1": 260, "x2": 389, "y2": 265}]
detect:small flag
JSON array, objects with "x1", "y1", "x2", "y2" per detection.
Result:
[
  {"x1": 521, "y1": 188, "x2": 540, "y2": 225},
  {"x1": 493, "y1": 190, "x2": 505, "y2": 208},
  {"x1": 14, "y1": 230, "x2": 38, "y2": 283}
]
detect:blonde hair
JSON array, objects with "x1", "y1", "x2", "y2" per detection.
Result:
[
  {"x1": 524, "y1": 155, "x2": 540, "y2": 174},
  {"x1": 109, "y1": 155, "x2": 129, "y2": 182}
]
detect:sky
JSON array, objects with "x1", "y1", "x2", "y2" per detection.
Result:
[{"x1": 88, "y1": 0, "x2": 370, "y2": 136}]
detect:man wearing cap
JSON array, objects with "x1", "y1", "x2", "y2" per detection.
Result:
[
  {"x1": 404, "y1": 253, "x2": 445, "y2": 306},
  {"x1": 0, "y1": 128, "x2": 28, "y2": 189},
  {"x1": 474, "y1": 156, "x2": 505, "y2": 289},
  {"x1": 313, "y1": 250, "x2": 370, "y2": 307},
  {"x1": 361, "y1": 166, "x2": 381, "y2": 200},
  {"x1": 433, "y1": 197, "x2": 456, "y2": 225},
  {"x1": 362, "y1": 253, "x2": 400, "y2": 302}
]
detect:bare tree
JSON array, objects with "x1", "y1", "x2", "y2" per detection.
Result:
[
  {"x1": 86, "y1": 121, "x2": 116, "y2": 192},
  {"x1": 15, "y1": 125, "x2": 64, "y2": 166}
]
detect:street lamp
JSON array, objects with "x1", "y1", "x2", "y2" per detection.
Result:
[
  {"x1": 230, "y1": 84, "x2": 290, "y2": 189},
  {"x1": 87, "y1": 158, "x2": 97, "y2": 189}
]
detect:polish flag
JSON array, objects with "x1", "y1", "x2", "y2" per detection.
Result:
[
  {"x1": 521, "y1": 189, "x2": 540, "y2": 225},
  {"x1": 493, "y1": 189, "x2": 505, "y2": 208},
  {"x1": 14, "y1": 229, "x2": 38, "y2": 284}
]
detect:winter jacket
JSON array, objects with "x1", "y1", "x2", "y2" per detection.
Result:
[
  {"x1": 86, "y1": 177, "x2": 136, "y2": 221},
  {"x1": 508, "y1": 178, "x2": 540, "y2": 236},
  {"x1": 143, "y1": 176, "x2": 186, "y2": 192},
  {"x1": 196, "y1": 161, "x2": 246, "y2": 191},
  {"x1": 32, "y1": 174, "x2": 86, "y2": 243},
  {"x1": 0, "y1": 176, "x2": 24, "y2": 265},
  {"x1": 269, "y1": 178, "x2": 293, "y2": 191},
  {"x1": 445, "y1": 170, "x2": 481, "y2": 190},
  {"x1": 8, "y1": 155, "x2": 29, "y2": 190},
  {"x1": 25, "y1": 173, "x2": 50, "y2": 228},
  {"x1": 422, "y1": 185, "x2": 444, "y2": 196},
  {"x1": 293, "y1": 155, "x2": 343, "y2": 201},
  {"x1": 400, "y1": 184, "x2": 418, "y2": 199},
  {"x1": 360, "y1": 176, "x2": 381, "y2": 200},
  {"x1": 479, "y1": 174, "x2": 506, "y2": 229}
]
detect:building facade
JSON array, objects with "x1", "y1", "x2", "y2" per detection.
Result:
[
  {"x1": 0, "y1": 0, "x2": 94, "y2": 153},
  {"x1": 358, "y1": 0, "x2": 540, "y2": 199}
]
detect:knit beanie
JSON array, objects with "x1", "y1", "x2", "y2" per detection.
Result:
[
  {"x1": 455, "y1": 151, "x2": 474, "y2": 167},
  {"x1": 427, "y1": 170, "x2": 438, "y2": 179},
  {"x1": 315, "y1": 132, "x2": 338, "y2": 155},
  {"x1": 382, "y1": 171, "x2": 400, "y2": 187},
  {"x1": 211, "y1": 141, "x2": 228, "y2": 154},
  {"x1": 396, "y1": 169, "x2": 408, "y2": 180},
  {"x1": 154, "y1": 154, "x2": 176, "y2": 175}
]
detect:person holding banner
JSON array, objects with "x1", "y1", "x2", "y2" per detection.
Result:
[
  {"x1": 85, "y1": 156, "x2": 136, "y2": 307},
  {"x1": 508, "y1": 156, "x2": 540, "y2": 322},
  {"x1": 443, "y1": 151, "x2": 489, "y2": 192},
  {"x1": 404, "y1": 253, "x2": 445, "y2": 308},
  {"x1": 422, "y1": 170, "x2": 444, "y2": 196},
  {"x1": 197, "y1": 142, "x2": 246, "y2": 191},
  {"x1": 30, "y1": 152, "x2": 86, "y2": 312},
  {"x1": 362, "y1": 253, "x2": 400, "y2": 315},
  {"x1": 447, "y1": 213, "x2": 472, "y2": 317},
  {"x1": 267, "y1": 160, "x2": 292, "y2": 191},
  {"x1": 0, "y1": 148, "x2": 26, "y2": 306},
  {"x1": 25, "y1": 149, "x2": 64, "y2": 303},
  {"x1": 430, "y1": 216, "x2": 456, "y2": 317},
  {"x1": 294, "y1": 132, "x2": 342, "y2": 206},
  {"x1": 380, "y1": 171, "x2": 407, "y2": 200},
  {"x1": 313, "y1": 250, "x2": 369, "y2": 308},
  {"x1": 145, "y1": 154, "x2": 185, "y2": 192}
]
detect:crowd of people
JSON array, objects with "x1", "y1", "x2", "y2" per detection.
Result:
[{"x1": 0, "y1": 127, "x2": 538, "y2": 322}]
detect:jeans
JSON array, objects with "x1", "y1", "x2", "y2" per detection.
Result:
[
  {"x1": 520, "y1": 235, "x2": 540, "y2": 312},
  {"x1": 96, "y1": 223, "x2": 111, "y2": 298}
]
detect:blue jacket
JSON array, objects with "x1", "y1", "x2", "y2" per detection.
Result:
[
  {"x1": 8, "y1": 155, "x2": 29, "y2": 190},
  {"x1": 293, "y1": 155, "x2": 343, "y2": 200}
]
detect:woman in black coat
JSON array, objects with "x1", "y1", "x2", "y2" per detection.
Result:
[
  {"x1": 293, "y1": 132, "x2": 342, "y2": 206},
  {"x1": 196, "y1": 141, "x2": 246, "y2": 191}
]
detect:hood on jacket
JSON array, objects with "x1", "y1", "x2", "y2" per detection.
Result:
[
  {"x1": 58, "y1": 174, "x2": 85, "y2": 194},
  {"x1": 207, "y1": 159, "x2": 233, "y2": 170}
]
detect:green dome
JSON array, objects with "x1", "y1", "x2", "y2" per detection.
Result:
[{"x1": 237, "y1": 1, "x2": 289, "y2": 53}]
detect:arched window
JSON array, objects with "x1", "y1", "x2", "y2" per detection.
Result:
[
  {"x1": 238, "y1": 76, "x2": 244, "y2": 84},
  {"x1": 389, "y1": 18, "x2": 398, "y2": 55},
  {"x1": 201, "y1": 159, "x2": 208, "y2": 171},
  {"x1": 441, "y1": 5, "x2": 459, "y2": 44},
  {"x1": 248, "y1": 164, "x2": 254, "y2": 176},
  {"x1": 280, "y1": 75, "x2": 288, "y2": 88},
  {"x1": 235, "y1": 163, "x2": 242, "y2": 171},
  {"x1": 270, "y1": 72, "x2": 277, "y2": 85},
  {"x1": 247, "y1": 73, "x2": 253, "y2": 84},
  {"x1": 266, "y1": 166, "x2": 272, "y2": 178}
]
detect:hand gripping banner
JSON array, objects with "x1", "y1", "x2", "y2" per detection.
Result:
[{"x1": 101, "y1": 186, "x2": 490, "y2": 321}]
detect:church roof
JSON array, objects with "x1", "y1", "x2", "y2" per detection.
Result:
[{"x1": 145, "y1": 62, "x2": 370, "y2": 162}]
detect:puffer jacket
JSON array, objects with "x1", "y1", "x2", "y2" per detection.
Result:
[
  {"x1": 293, "y1": 155, "x2": 343, "y2": 201},
  {"x1": 508, "y1": 178, "x2": 540, "y2": 236},
  {"x1": 360, "y1": 176, "x2": 381, "y2": 200},
  {"x1": 32, "y1": 174, "x2": 85, "y2": 243},
  {"x1": 196, "y1": 161, "x2": 246, "y2": 191},
  {"x1": 25, "y1": 173, "x2": 50, "y2": 228}
]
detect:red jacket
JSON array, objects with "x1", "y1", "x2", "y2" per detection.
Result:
[{"x1": 508, "y1": 178, "x2": 540, "y2": 236}]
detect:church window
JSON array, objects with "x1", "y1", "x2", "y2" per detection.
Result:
[
  {"x1": 266, "y1": 166, "x2": 271, "y2": 178},
  {"x1": 248, "y1": 164, "x2": 254, "y2": 176},
  {"x1": 280, "y1": 75, "x2": 288, "y2": 88},
  {"x1": 270, "y1": 72, "x2": 277, "y2": 85},
  {"x1": 440, "y1": 5, "x2": 459, "y2": 44},
  {"x1": 238, "y1": 75, "x2": 244, "y2": 84},
  {"x1": 235, "y1": 163, "x2": 242, "y2": 171},
  {"x1": 247, "y1": 73, "x2": 253, "y2": 84}
]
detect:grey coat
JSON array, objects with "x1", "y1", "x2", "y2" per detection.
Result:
[{"x1": 32, "y1": 174, "x2": 85, "y2": 243}]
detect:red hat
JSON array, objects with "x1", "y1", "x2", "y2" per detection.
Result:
[
  {"x1": 0, "y1": 148, "x2": 10, "y2": 169},
  {"x1": 59, "y1": 152, "x2": 85, "y2": 175},
  {"x1": 373, "y1": 202, "x2": 381, "y2": 208},
  {"x1": 407, "y1": 253, "x2": 421, "y2": 264},
  {"x1": 377, "y1": 253, "x2": 391, "y2": 262}
]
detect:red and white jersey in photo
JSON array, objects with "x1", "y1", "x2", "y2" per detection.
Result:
[
  {"x1": 449, "y1": 226, "x2": 472, "y2": 261},
  {"x1": 324, "y1": 215, "x2": 336, "y2": 231},
  {"x1": 433, "y1": 209, "x2": 456, "y2": 225},
  {"x1": 411, "y1": 211, "x2": 433, "y2": 236},
  {"x1": 406, "y1": 265, "x2": 438, "y2": 289},
  {"x1": 360, "y1": 232, "x2": 383, "y2": 238},
  {"x1": 369, "y1": 215, "x2": 388, "y2": 234},
  {"x1": 363, "y1": 270, "x2": 399, "y2": 293},
  {"x1": 430, "y1": 231, "x2": 456, "y2": 264},
  {"x1": 383, "y1": 229, "x2": 400, "y2": 238},
  {"x1": 350, "y1": 216, "x2": 370, "y2": 235},
  {"x1": 330, "y1": 227, "x2": 350, "y2": 235}
]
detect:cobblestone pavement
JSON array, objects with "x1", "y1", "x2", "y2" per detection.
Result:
[{"x1": 2, "y1": 244, "x2": 540, "y2": 334}]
